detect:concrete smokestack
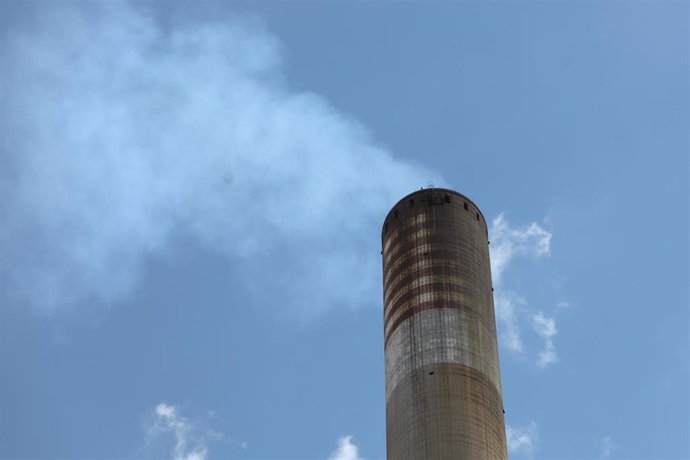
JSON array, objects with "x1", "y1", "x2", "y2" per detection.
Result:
[{"x1": 382, "y1": 188, "x2": 507, "y2": 460}]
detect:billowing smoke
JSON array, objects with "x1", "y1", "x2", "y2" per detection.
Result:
[{"x1": 0, "y1": 1, "x2": 438, "y2": 315}]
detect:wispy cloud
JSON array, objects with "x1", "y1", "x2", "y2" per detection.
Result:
[
  {"x1": 328, "y1": 436, "x2": 363, "y2": 460},
  {"x1": 556, "y1": 300, "x2": 572, "y2": 309},
  {"x1": 533, "y1": 311, "x2": 558, "y2": 367},
  {"x1": 489, "y1": 214, "x2": 561, "y2": 366},
  {"x1": 490, "y1": 213, "x2": 551, "y2": 286},
  {"x1": 0, "y1": 0, "x2": 436, "y2": 316},
  {"x1": 493, "y1": 291, "x2": 527, "y2": 352},
  {"x1": 145, "y1": 403, "x2": 221, "y2": 460},
  {"x1": 597, "y1": 435, "x2": 618, "y2": 459},
  {"x1": 506, "y1": 421, "x2": 538, "y2": 459}
]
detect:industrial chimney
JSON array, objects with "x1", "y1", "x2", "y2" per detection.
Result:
[{"x1": 381, "y1": 188, "x2": 507, "y2": 460}]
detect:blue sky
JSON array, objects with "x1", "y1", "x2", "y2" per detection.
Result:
[{"x1": 0, "y1": 1, "x2": 687, "y2": 459}]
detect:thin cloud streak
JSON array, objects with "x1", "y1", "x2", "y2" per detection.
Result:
[
  {"x1": 493, "y1": 291, "x2": 527, "y2": 352},
  {"x1": 533, "y1": 311, "x2": 558, "y2": 367},
  {"x1": 506, "y1": 421, "x2": 538, "y2": 459},
  {"x1": 490, "y1": 213, "x2": 551, "y2": 286},
  {"x1": 489, "y1": 213, "x2": 557, "y2": 365},
  {"x1": 597, "y1": 435, "x2": 618, "y2": 459},
  {"x1": 146, "y1": 403, "x2": 219, "y2": 460}
]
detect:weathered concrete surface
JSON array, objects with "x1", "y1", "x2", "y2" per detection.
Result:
[{"x1": 382, "y1": 188, "x2": 507, "y2": 460}]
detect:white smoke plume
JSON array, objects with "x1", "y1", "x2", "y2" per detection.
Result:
[{"x1": 0, "y1": 1, "x2": 437, "y2": 315}]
